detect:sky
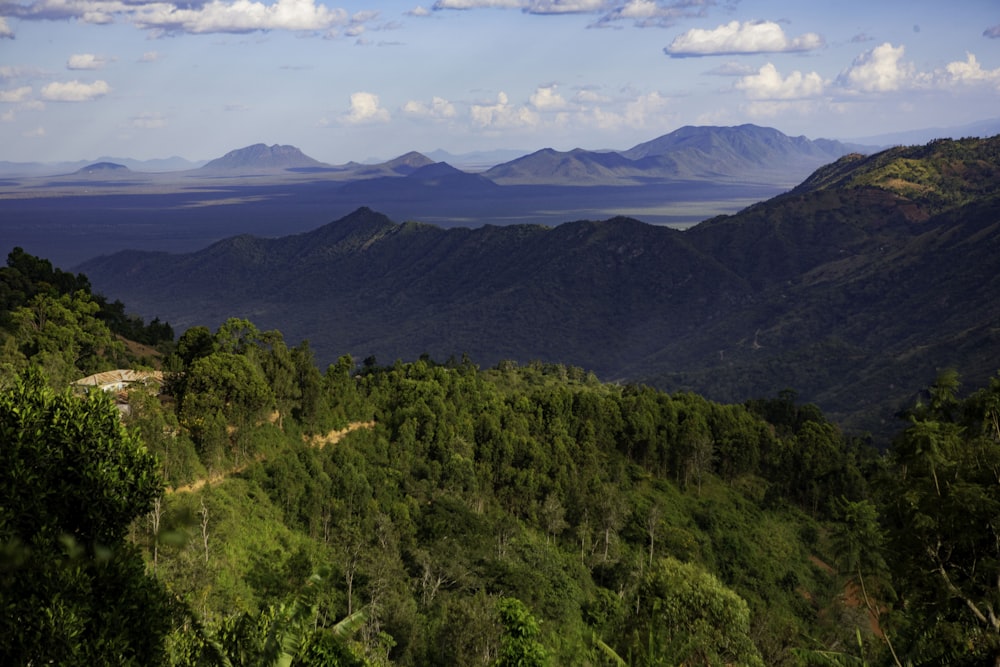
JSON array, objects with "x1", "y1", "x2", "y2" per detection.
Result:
[{"x1": 1, "y1": 0, "x2": 999, "y2": 163}]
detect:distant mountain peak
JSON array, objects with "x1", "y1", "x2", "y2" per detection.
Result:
[
  {"x1": 381, "y1": 151, "x2": 435, "y2": 174},
  {"x1": 75, "y1": 161, "x2": 129, "y2": 174},
  {"x1": 201, "y1": 143, "x2": 327, "y2": 171}
]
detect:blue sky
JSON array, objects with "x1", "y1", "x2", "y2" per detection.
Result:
[{"x1": 1, "y1": 0, "x2": 999, "y2": 163}]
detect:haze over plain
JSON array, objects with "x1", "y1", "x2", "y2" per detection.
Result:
[{"x1": 2, "y1": 0, "x2": 999, "y2": 164}]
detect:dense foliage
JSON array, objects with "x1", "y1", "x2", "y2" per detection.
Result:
[{"x1": 4, "y1": 249, "x2": 1000, "y2": 666}]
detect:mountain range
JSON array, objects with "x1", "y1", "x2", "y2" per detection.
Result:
[
  {"x1": 77, "y1": 134, "x2": 1000, "y2": 436},
  {"x1": 484, "y1": 125, "x2": 865, "y2": 186}
]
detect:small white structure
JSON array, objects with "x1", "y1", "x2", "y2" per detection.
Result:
[{"x1": 73, "y1": 369, "x2": 164, "y2": 393}]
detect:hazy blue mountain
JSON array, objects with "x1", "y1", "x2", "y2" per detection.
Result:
[
  {"x1": 484, "y1": 124, "x2": 867, "y2": 186},
  {"x1": 73, "y1": 162, "x2": 130, "y2": 175},
  {"x1": 199, "y1": 143, "x2": 330, "y2": 172}
]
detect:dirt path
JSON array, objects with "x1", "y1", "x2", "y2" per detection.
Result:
[
  {"x1": 167, "y1": 421, "x2": 375, "y2": 495},
  {"x1": 303, "y1": 421, "x2": 375, "y2": 449}
]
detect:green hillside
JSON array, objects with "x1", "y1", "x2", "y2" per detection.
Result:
[{"x1": 4, "y1": 252, "x2": 1000, "y2": 665}]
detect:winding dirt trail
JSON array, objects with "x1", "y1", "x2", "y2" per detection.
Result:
[{"x1": 167, "y1": 421, "x2": 375, "y2": 495}]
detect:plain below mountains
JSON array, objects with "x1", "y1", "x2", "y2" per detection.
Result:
[{"x1": 79, "y1": 135, "x2": 1000, "y2": 436}]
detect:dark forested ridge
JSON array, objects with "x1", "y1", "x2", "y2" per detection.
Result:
[{"x1": 78, "y1": 135, "x2": 1000, "y2": 435}]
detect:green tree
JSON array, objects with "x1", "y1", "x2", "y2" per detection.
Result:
[
  {"x1": 885, "y1": 371, "x2": 1000, "y2": 665},
  {"x1": 494, "y1": 597, "x2": 549, "y2": 667},
  {"x1": 7, "y1": 291, "x2": 126, "y2": 386},
  {"x1": 0, "y1": 369, "x2": 173, "y2": 665},
  {"x1": 622, "y1": 556, "x2": 764, "y2": 667}
]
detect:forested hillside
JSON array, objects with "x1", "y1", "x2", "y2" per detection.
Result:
[{"x1": 4, "y1": 250, "x2": 1000, "y2": 666}]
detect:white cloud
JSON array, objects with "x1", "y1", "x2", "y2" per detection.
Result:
[
  {"x1": 406, "y1": 5, "x2": 431, "y2": 17},
  {"x1": 1, "y1": 109, "x2": 14, "y2": 121},
  {"x1": 666, "y1": 20, "x2": 824, "y2": 57},
  {"x1": 139, "y1": 51, "x2": 161, "y2": 63},
  {"x1": 623, "y1": 90, "x2": 669, "y2": 126},
  {"x1": 0, "y1": 17, "x2": 13, "y2": 38},
  {"x1": 470, "y1": 91, "x2": 539, "y2": 129},
  {"x1": 573, "y1": 88, "x2": 609, "y2": 104},
  {"x1": 0, "y1": 86, "x2": 33, "y2": 103},
  {"x1": 23, "y1": 126, "x2": 46, "y2": 138},
  {"x1": 344, "y1": 91, "x2": 390, "y2": 123},
  {"x1": 575, "y1": 91, "x2": 668, "y2": 131},
  {"x1": 530, "y1": 84, "x2": 566, "y2": 110},
  {"x1": 840, "y1": 42, "x2": 910, "y2": 92},
  {"x1": 133, "y1": 0, "x2": 349, "y2": 34},
  {"x1": 68, "y1": 53, "x2": 111, "y2": 70},
  {"x1": 130, "y1": 111, "x2": 167, "y2": 128},
  {"x1": 735, "y1": 63, "x2": 825, "y2": 100},
  {"x1": 942, "y1": 52, "x2": 1000, "y2": 87},
  {"x1": 40, "y1": 79, "x2": 110, "y2": 101},
  {"x1": 402, "y1": 96, "x2": 456, "y2": 118}
]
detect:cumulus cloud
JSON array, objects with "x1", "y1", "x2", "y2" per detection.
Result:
[
  {"x1": 344, "y1": 91, "x2": 390, "y2": 123},
  {"x1": 68, "y1": 53, "x2": 111, "y2": 70},
  {"x1": 40, "y1": 79, "x2": 110, "y2": 101},
  {"x1": 0, "y1": 17, "x2": 13, "y2": 38},
  {"x1": 470, "y1": 91, "x2": 539, "y2": 129},
  {"x1": 942, "y1": 52, "x2": 1000, "y2": 86},
  {"x1": 4, "y1": 0, "x2": 394, "y2": 35},
  {"x1": 530, "y1": 84, "x2": 566, "y2": 110},
  {"x1": 0, "y1": 86, "x2": 32, "y2": 103},
  {"x1": 139, "y1": 51, "x2": 161, "y2": 62},
  {"x1": 840, "y1": 42, "x2": 910, "y2": 92},
  {"x1": 577, "y1": 90, "x2": 671, "y2": 131},
  {"x1": 573, "y1": 88, "x2": 609, "y2": 104},
  {"x1": 402, "y1": 96, "x2": 456, "y2": 118},
  {"x1": 5, "y1": 0, "x2": 126, "y2": 24},
  {"x1": 622, "y1": 90, "x2": 669, "y2": 125},
  {"x1": 665, "y1": 20, "x2": 824, "y2": 57},
  {"x1": 132, "y1": 0, "x2": 349, "y2": 34},
  {"x1": 735, "y1": 63, "x2": 825, "y2": 100},
  {"x1": 406, "y1": 5, "x2": 431, "y2": 16}
]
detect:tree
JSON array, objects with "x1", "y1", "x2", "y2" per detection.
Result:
[
  {"x1": 0, "y1": 369, "x2": 173, "y2": 665},
  {"x1": 830, "y1": 498, "x2": 901, "y2": 666},
  {"x1": 885, "y1": 371, "x2": 1000, "y2": 665},
  {"x1": 7, "y1": 291, "x2": 126, "y2": 386},
  {"x1": 494, "y1": 597, "x2": 549, "y2": 667},
  {"x1": 622, "y1": 556, "x2": 764, "y2": 667},
  {"x1": 179, "y1": 351, "x2": 274, "y2": 465}
]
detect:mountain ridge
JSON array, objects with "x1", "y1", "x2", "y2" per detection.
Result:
[{"x1": 78, "y1": 135, "x2": 1000, "y2": 435}]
